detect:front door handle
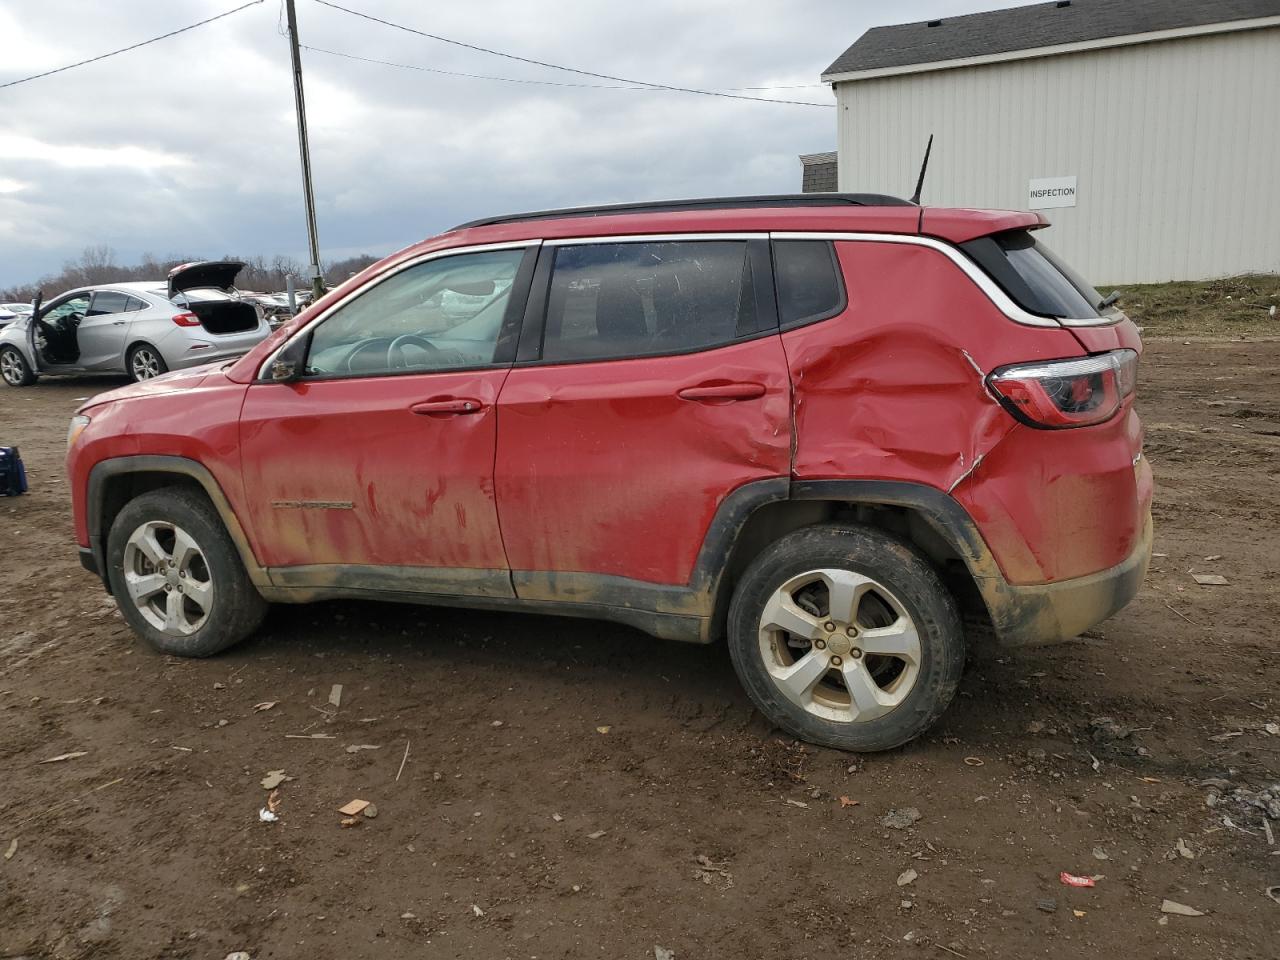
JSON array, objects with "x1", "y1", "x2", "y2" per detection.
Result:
[
  {"x1": 112, "y1": 319, "x2": 127, "y2": 325},
  {"x1": 677, "y1": 381, "x2": 767, "y2": 403},
  {"x1": 410, "y1": 397, "x2": 485, "y2": 416}
]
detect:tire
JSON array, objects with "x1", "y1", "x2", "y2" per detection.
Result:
[
  {"x1": 127, "y1": 343, "x2": 168, "y2": 382},
  {"x1": 105, "y1": 488, "x2": 267, "y2": 657},
  {"x1": 0, "y1": 346, "x2": 37, "y2": 386},
  {"x1": 727, "y1": 523, "x2": 964, "y2": 752}
]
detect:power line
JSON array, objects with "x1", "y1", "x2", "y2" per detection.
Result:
[
  {"x1": 311, "y1": 0, "x2": 833, "y2": 108},
  {"x1": 303, "y1": 45, "x2": 647, "y2": 89},
  {"x1": 0, "y1": 1, "x2": 265, "y2": 92},
  {"x1": 303, "y1": 45, "x2": 825, "y2": 94}
]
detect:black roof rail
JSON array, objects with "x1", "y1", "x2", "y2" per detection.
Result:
[{"x1": 451, "y1": 193, "x2": 914, "y2": 230}]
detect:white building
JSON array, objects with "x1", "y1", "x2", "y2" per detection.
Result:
[{"x1": 821, "y1": 0, "x2": 1280, "y2": 283}]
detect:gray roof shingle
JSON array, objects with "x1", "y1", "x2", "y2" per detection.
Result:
[
  {"x1": 799, "y1": 154, "x2": 838, "y2": 193},
  {"x1": 823, "y1": 0, "x2": 1280, "y2": 78}
]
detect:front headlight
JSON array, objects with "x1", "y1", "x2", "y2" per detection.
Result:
[{"x1": 67, "y1": 414, "x2": 91, "y2": 447}]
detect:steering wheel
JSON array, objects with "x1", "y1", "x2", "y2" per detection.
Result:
[
  {"x1": 387, "y1": 334, "x2": 441, "y2": 370},
  {"x1": 344, "y1": 337, "x2": 393, "y2": 373}
]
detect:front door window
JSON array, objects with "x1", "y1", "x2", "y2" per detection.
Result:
[{"x1": 305, "y1": 249, "x2": 526, "y2": 378}]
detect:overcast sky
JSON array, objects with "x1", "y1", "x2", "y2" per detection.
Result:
[{"x1": 0, "y1": 0, "x2": 1033, "y2": 288}]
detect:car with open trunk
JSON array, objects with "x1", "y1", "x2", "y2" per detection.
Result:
[{"x1": 0, "y1": 260, "x2": 269, "y2": 386}]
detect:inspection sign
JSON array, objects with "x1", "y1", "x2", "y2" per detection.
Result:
[{"x1": 1028, "y1": 175, "x2": 1077, "y2": 209}]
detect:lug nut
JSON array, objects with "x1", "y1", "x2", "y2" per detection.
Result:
[
  {"x1": 850, "y1": 648, "x2": 863, "y2": 660},
  {"x1": 846, "y1": 626, "x2": 857, "y2": 637},
  {"x1": 815, "y1": 639, "x2": 826, "y2": 650},
  {"x1": 824, "y1": 622, "x2": 836, "y2": 632},
  {"x1": 831, "y1": 655, "x2": 843, "y2": 666}
]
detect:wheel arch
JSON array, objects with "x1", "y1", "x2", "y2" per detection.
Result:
[
  {"x1": 88, "y1": 456, "x2": 270, "y2": 590},
  {"x1": 124, "y1": 339, "x2": 166, "y2": 376},
  {"x1": 698, "y1": 479, "x2": 1003, "y2": 643}
]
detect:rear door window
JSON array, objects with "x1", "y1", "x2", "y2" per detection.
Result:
[
  {"x1": 961, "y1": 230, "x2": 1102, "y2": 319},
  {"x1": 540, "y1": 241, "x2": 760, "y2": 363},
  {"x1": 773, "y1": 240, "x2": 845, "y2": 327},
  {"x1": 87, "y1": 291, "x2": 131, "y2": 316}
]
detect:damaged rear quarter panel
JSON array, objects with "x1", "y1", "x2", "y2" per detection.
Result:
[{"x1": 784, "y1": 240, "x2": 1087, "y2": 583}]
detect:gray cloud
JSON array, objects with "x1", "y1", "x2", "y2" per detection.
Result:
[{"x1": 0, "y1": 0, "x2": 1032, "y2": 287}]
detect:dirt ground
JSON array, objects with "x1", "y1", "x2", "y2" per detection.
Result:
[{"x1": 1, "y1": 338, "x2": 1277, "y2": 960}]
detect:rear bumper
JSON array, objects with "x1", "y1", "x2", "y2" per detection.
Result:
[{"x1": 984, "y1": 510, "x2": 1152, "y2": 646}]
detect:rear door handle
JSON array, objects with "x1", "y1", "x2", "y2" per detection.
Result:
[
  {"x1": 677, "y1": 382, "x2": 767, "y2": 403},
  {"x1": 410, "y1": 397, "x2": 485, "y2": 416}
]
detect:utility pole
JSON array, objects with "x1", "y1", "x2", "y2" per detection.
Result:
[{"x1": 285, "y1": 0, "x2": 324, "y2": 300}]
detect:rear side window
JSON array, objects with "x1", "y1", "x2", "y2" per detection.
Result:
[
  {"x1": 87, "y1": 291, "x2": 130, "y2": 316},
  {"x1": 125, "y1": 296, "x2": 148, "y2": 312},
  {"x1": 961, "y1": 230, "x2": 1102, "y2": 319},
  {"x1": 541, "y1": 241, "x2": 758, "y2": 362},
  {"x1": 773, "y1": 240, "x2": 845, "y2": 327}
]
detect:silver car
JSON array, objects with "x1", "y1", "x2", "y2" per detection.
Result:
[
  {"x1": 0, "y1": 261, "x2": 270, "y2": 386},
  {"x1": 0, "y1": 302, "x2": 32, "y2": 329}
]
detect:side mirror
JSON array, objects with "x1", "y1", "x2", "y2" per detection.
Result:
[{"x1": 269, "y1": 335, "x2": 308, "y2": 383}]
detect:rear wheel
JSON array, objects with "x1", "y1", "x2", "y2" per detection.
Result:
[
  {"x1": 106, "y1": 488, "x2": 267, "y2": 657},
  {"x1": 127, "y1": 343, "x2": 167, "y2": 382},
  {"x1": 0, "y1": 346, "x2": 37, "y2": 386},
  {"x1": 727, "y1": 524, "x2": 964, "y2": 752}
]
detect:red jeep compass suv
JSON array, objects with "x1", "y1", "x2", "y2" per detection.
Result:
[{"x1": 66, "y1": 195, "x2": 1152, "y2": 751}]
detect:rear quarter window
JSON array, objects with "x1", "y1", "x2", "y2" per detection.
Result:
[
  {"x1": 773, "y1": 240, "x2": 845, "y2": 327},
  {"x1": 961, "y1": 230, "x2": 1102, "y2": 320}
]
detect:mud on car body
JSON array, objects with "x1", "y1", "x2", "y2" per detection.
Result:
[{"x1": 65, "y1": 195, "x2": 1152, "y2": 751}]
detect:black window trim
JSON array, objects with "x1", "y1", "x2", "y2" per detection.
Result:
[
  {"x1": 770, "y1": 239, "x2": 848, "y2": 331},
  {"x1": 514, "y1": 235, "x2": 780, "y2": 368}
]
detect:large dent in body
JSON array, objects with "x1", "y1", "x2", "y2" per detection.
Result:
[{"x1": 785, "y1": 240, "x2": 1088, "y2": 583}]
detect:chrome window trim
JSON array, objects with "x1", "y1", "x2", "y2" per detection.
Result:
[
  {"x1": 769, "y1": 231, "x2": 1108, "y2": 329},
  {"x1": 255, "y1": 239, "x2": 541, "y2": 381}
]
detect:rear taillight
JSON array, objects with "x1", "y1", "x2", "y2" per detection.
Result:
[
  {"x1": 172, "y1": 312, "x2": 201, "y2": 327},
  {"x1": 987, "y1": 349, "x2": 1137, "y2": 429}
]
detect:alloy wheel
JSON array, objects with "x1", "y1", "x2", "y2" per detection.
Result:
[
  {"x1": 131, "y1": 348, "x2": 162, "y2": 380},
  {"x1": 1, "y1": 349, "x2": 26, "y2": 385},
  {"x1": 757, "y1": 568, "x2": 922, "y2": 724},
  {"x1": 121, "y1": 521, "x2": 214, "y2": 636}
]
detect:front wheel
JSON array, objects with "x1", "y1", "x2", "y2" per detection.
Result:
[
  {"x1": 106, "y1": 488, "x2": 267, "y2": 657},
  {"x1": 127, "y1": 343, "x2": 168, "y2": 382},
  {"x1": 0, "y1": 346, "x2": 37, "y2": 386},
  {"x1": 727, "y1": 524, "x2": 964, "y2": 752}
]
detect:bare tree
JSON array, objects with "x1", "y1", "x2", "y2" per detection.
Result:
[{"x1": 2, "y1": 249, "x2": 386, "y2": 303}]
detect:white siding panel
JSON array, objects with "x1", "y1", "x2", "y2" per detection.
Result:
[{"x1": 834, "y1": 27, "x2": 1280, "y2": 283}]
